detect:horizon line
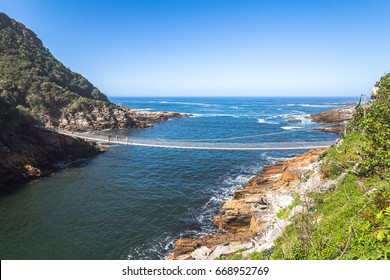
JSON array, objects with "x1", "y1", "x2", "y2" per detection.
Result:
[{"x1": 107, "y1": 95, "x2": 361, "y2": 98}]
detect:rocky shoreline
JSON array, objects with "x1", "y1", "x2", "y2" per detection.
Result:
[
  {"x1": 0, "y1": 126, "x2": 103, "y2": 194},
  {"x1": 169, "y1": 102, "x2": 361, "y2": 259},
  {"x1": 309, "y1": 106, "x2": 355, "y2": 134},
  {"x1": 168, "y1": 149, "x2": 326, "y2": 260}
]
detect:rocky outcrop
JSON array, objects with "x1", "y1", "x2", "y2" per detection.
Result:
[
  {"x1": 57, "y1": 102, "x2": 190, "y2": 131},
  {"x1": 169, "y1": 149, "x2": 325, "y2": 260},
  {"x1": 310, "y1": 106, "x2": 355, "y2": 134},
  {"x1": 288, "y1": 119, "x2": 302, "y2": 123},
  {"x1": 371, "y1": 86, "x2": 379, "y2": 100},
  {"x1": 0, "y1": 128, "x2": 102, "y2": 192},
  {"x1": 310, "y1": 106, "x2": 355, "y2": 125},
  {"x1": 0, "y1": 98, "x2": 103, "y2": 194}
]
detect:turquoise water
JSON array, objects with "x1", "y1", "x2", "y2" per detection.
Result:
[{"x1": 0, "y1": 97, "x2": 357, "y2": 259}]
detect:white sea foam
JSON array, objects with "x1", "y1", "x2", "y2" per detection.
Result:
[
  {"x1": 265, "y1": 155, "x2": 291, "y2": 163},
  {"x1": 269, "y1": 114, "x2": 293, "y2": 119},
  {"x1": 257, "y1": 118, "x2": 279, "y2": 124},
  {"x1": 191, "y1": 113, "x2": 243, "y2": 118},
  {"x1": 135, "y1": 107, "x2": 154, "y2": 111},
  {"x1": 268, "y1": 112, "x2": 312, "y2": 125},
  {"x1": 147, "y1": 100, "x2": 217, "y2": 107},
  {"x1": 299, "y1": 104, "x2": 339, "y2": 107},
  {"x1": 294, "y1": 114, "x2": 312, "y2": 124},
  {"x1": 187, "y1": 163, "x2": 264, "y2": 239},
  {"x1": 281, "y1": 126, "x2": 301, "y2": 130},
  {"x1": 280, "y1": 103, "x2": 342, "y2": 108},
  {"x1": 126, "y1": 233, "x2": 175, "y2": 260}
]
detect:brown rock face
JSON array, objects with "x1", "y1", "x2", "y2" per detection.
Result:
[
  {"x1": 0, "y1": 127, "x2": 102, "y2": 193},
  {"x1": 214, "y1": 200, "x2": 252, "y2": 231},
  {"x1": 310, "y1": 106, "x2": 355, "y2": 134},
  {"x1": 170, "y1": 232, "x2": 253, "y2": 260},
  {"x1": 0, "y1": 99, "x2": 102, "y2": 193},
  {"x1": 288, "y1": 119, "x2": 302, "y2": 123},
  {"x1": 310, "y1": 106, "x2": 355, "y2": 125},
  {"x1": 170, "y1": 149, "x2": 325, "y2": 259}
]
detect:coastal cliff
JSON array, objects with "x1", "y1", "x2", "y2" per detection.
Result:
[{"x1": 170, "y1": 75, "x2": 390, "y2": 260}]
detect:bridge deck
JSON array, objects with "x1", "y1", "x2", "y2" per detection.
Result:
[{"x1": 59, "y1": 131, "x2": 333, "y2": 151}]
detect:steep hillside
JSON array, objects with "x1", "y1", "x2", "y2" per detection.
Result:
[
  {"x1": 0, "y1": 12, "x2": 187, "y2": 130},
  {"x1": 0, "y1": 12, "x2": 107, "y2": 117}
]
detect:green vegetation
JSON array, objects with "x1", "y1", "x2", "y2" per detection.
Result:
[
  {"x1": 268, "y1": 174, "x2": 390, "y2": 260},
  {"x1": 254, "y1": 73, "x2": 390, "y2": 260},
  {"x1": 320, "y1": 132, "x2": 363, "y2": 179},
  {"x1": 350, "y1": 74, "x2": 390, "y2": 178},
  {"x1": 0, "y1": 12, "x2": 110, "y2": 121}
]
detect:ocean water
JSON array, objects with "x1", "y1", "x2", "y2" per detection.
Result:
[{"x1": 0, "y1": 97, "x2": 357, "y2": 259}]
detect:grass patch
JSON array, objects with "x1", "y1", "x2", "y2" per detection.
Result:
[{"x1": 320, "y1": 133, "x2": 363, "y2": 179}]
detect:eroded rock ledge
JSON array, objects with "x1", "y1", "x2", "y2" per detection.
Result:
[
  {"x1": 310, "y1": 106, "x2": 355, "y2": 134},
  {"x1": 168, "y1": 149, "x2": 325, "y2": 260}
]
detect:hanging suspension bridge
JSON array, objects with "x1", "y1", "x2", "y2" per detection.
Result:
[
  {"x1": 41, "y1": 114, "x2": 335, "y2": 151},
  {"x1": 55, "y1": 131, "x2": 334, "y2": 151}
]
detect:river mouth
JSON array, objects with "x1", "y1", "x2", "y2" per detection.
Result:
[{"x1": 0, "y1": 97, "x2": 355, "y2": 259}]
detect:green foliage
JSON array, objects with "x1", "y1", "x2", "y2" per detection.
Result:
[
  {"x1": 218, "y1": 73, "x2": 390, "y2": 262},
  {"x1": 347, "y1": 73, "x2": 390, "y2": 177},
  {"x1": 0, "y1": 13, "x2": 109, "y2": 121},
  {"x1": 276, "y1": 208, "x2": 290, "y2": 220},
  {"x1": 266, "y1": 78, "x2": 390, "y2": 259},
  {"x1": 0, "y1": 96, "x2": 36, "y2": 130},
  {"x1": 248, "y1": 251, "x2": 268, "y2": 260},
  {"x1": 320, "y1": 133, "x2": 363, "y2": 179},
  {"x1": 268, "y1": 173, "x2": 390, "y2": 260}
]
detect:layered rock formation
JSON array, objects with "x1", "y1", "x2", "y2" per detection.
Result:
[
  {"x1": 310, "y1": 106, "x2": 355, "y2": 133},
  {"x1": 169, "y1": 149, "x2": 324, "y2": 260},
  {"x1": 58, "y1": 102, "x2": 188, "y2": 131}
]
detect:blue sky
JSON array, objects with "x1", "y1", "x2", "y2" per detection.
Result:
[{"x1": 2, "y1": 0, "x2": 390, "y2": 97}]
